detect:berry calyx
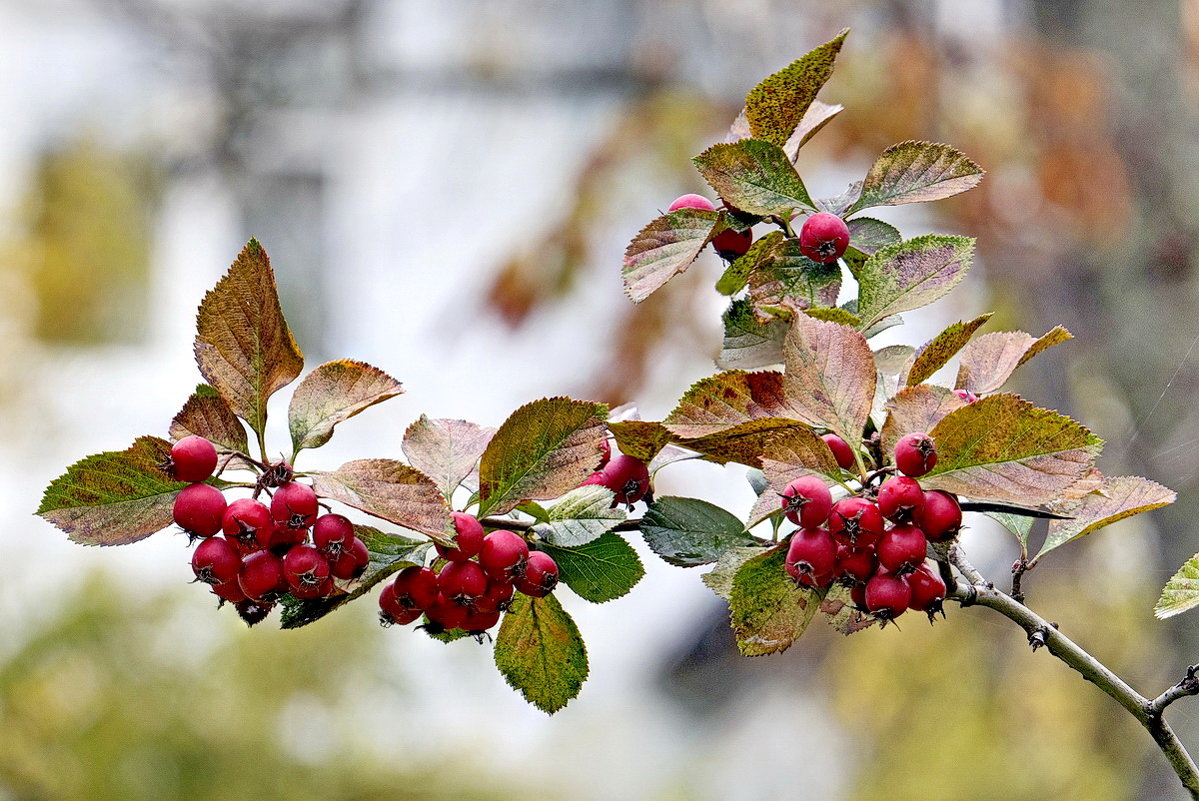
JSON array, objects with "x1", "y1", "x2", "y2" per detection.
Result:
[
  {"x1": 711, "y1": 227, "x2": 753, "y2": 259},
  {"x1": 238, "y1": 550, "x2": 286, "y2": 601},
  {"x1": 876, "y1": 523, "x2": 928, "y2": 574},
  {"x1": 668, "y1": 194, "x2": 716, "y2": 212},
  {"x1": 425, "y1": 594, "x2": 469, "y2": 630},
  {"x1": 392, "y1": 566, "x2": 439, "y2": 611},
  {"x1": 895, "y1": 432, "x2": 937, "y2": 478},
  {"x1": 876, "y1": 475, "x2": 925, "y2": 521},
  {"x1": 479, "y1": 530, "x2": 530, "y2": 582},
  {"x1": 282, "y1": 544, "x2": 331, "y2": 592},
  {"x1": 438, "y1": 560, "x2": 488, "y2": 604},
  {"x1": 192, "y1": 536, "x2": 241, "y2": 585},
  {"x1": 516, "y1": 551, "x2": 559, "y2": 598},
  {"x1": 835, "y1": 544, "x2": 878, "y2": 586},
  {"x1": 798, "y1": 212, "x2": 850, "y2": 264},
  {"x1": 378, "y1": 583, "x2": 422, "y2": 626},
  {"x1": 596, "y1": 454, "x2": 651, "y2": 507},
  {"x1": 828, "y1": 497, "x2": 884, "y2": 548},
  {"x1": 270, "y1": 482, "x2": 319, "y2": 530},
  {"x1": 329, "y1": 536, "x2": 369, "y2": 581},
  {"x1": 173, "y1": 483, "x2": 228, "y2": 537},
  {"x1": 914, "y1": 490, "x2": 962, "y2": 543},
  {"x1": 222, "y1": 498, "x2": 272, "y2": 551},
  {"x1": 785, "y1": 527, "x2": 837, "y2": 589},
  {"x1": 170, "y1": 435, "x2": 218, "y2": 483},
  {"x1": 779, "y1": 476, "x2": 833, "y2": 528},
  {"x1": 312, "y1": 513, "x2": 355, "y2": 556},
  {"x1": 905, "y1": 562, "x2": 947, "y2": 620},
  {"x1": 473, "y1": 579, "x2": 515, "y2": 614},
  {"x1": 822, "y1": 433, "x2": 856, "y2": 471},
  {"x1": 435, "y1": 512, "x2": 486, "y2": 562},
  {"x1": 865, "y1": 572, "x2": 911, "y2": 621}
]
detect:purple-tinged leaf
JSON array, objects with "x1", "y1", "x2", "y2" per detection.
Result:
[
  {"x1": 904, "y1": 314, "x2": 994, "y2": 387},
  {"x1": 193, "y1": 239, "x2": 304, "y2": 435},
  {"x1": 622, "y1": 208, "x2": 719, "y2": 303},
  {"x1": 401, "y1": 416, "x2": 495, "y2": 501},
  {"x1": 845, "y1": 217, "x2": 902, "y2": 256},
  {"x1": 287, "y1": 360, "x2": 403, "y2": 453},
  {"x1": 881, "y1": 385, "x2": 968, "y2": 458},
  {"x1": 847, "y1": 140, "x2": 984, "y2": 214},
  {"x1": 955, "y1": 327, "x2": 1073, "y2": 395},
  {"x1": 782, "y1": 314, "x2": 876, "y2": 449},
  {"x1": 747, "y1": 238, "x2": 841, "y2": 315},
  {"x1": 693, "y1": 140, "x2": 815, "y2": 217},
  {"x1": 310, "y1": 459, "x2": 451, "y2": 543},
  {"x1": 1035, "y1": 476, "x2": 1175, "y2": 561},
  {"x1": 665, "y1": 370, "x2": 806, "y2": 438},
  {"x1": 856, "y1": 235, "x2": 975, "y2": 331},
  {"x1": 170, "y1": 384, "x2": 250, "y2": 455},
  {"x1": 743, "y1": 29, "x2": 848, "y2": 148}
]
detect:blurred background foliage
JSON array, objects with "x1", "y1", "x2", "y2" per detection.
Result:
[{"x1": 4, "y1": 1, "x2": 1199, "y2": 799}]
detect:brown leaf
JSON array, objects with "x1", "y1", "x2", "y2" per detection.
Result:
[
  {"x1": 622, "y1": 209, "x2": 718, "y2": 303},
  {"x1": 310, "y1": 459, "x2": 451, "y2": 542},
  {"x1": 401, "y1": 416, "x2": 496, "y2": 500},
  {"x1": 665, "y1": 370, "x2": 807, "y2": 438},
  {"x1": 782, "y1": 314, "x2": 876, "y2": 448},
  {"x1": 608, "y1": 420, "x2": 673, "y2": 463},
  {"x1": 678, "y1": 418, "x2": 812, "y2": 468},
  {"x1": 169, "y1": 385, "x2": 249, "y2": 455},
  {"x1": 881, "y1": 385, "x2": 968, "y2": 457},
  {"x1": 1036, "y1": 476, "x2": 1176, "y2": 560},
  {"x1": 904, "y1": 314, "x2": 993, "y2": 387},
  {"x1": 955, "y1": 327, "x2": 1072, "y2": 394},
  {"x1": 288, "y1": 359, "x2": 403, "y2": 453}
]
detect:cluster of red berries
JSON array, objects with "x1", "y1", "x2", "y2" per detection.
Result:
[
  {"x1": 378, "y1": 512, "x2": 559, "y2": 635},
  {"x1": 668, "y1": 194, "x2": 851, "y2": 264},
  {"x1": 582, "y1": 439, "x2": 652, "y2": 508},
  {"x1": 781, "y1": 432, "x2": 960, "y2": 624},
  {"x1": 170, "y1": 435, "x2": 370, "y2": 609}
]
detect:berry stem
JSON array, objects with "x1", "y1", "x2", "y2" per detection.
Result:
[
  {"x1": 948, "y1": 547, "x2": 1199, "y2": 799},
  {"x1": 256, "y1": 428, "x2": 269, "y2": 466}
]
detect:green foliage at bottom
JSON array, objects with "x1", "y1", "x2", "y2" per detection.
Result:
[{"x1": 493, "y1": 593, "x2": 588, "y2": 713}]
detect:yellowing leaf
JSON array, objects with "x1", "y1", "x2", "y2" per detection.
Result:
[
  {"x1": 678, "y1": 417, "x2": 811, "y2": 468},
  {"x1": 288, "y1": 360, "x2": 403, "y2": 453},
  {"x1": 193, "y1": 239, "x2": 304, "y2": 435},
  {"x1": 693, "y1": 140, "x2": 815, "y2": 216},
  {"x1": 744, "y1": 30, "x2": 848, "y2": 148},
  {"x1": 881, "y1": 385, "x2": 968, "y2": 458},
  {"x1": 1035, "y1": 476, "x2": 1176, "y2": 561},
  {"x1": 729, "y1": 546, "x2": 824, "y2": 655},
  {"x1": 782, "y1": 314, "x2": 876, "y2": 448},
  {"x1": 904, "y1": 314, "x2": 993, "y2": 386},
  {"x1": 856, "y1": 235, "x2": 975, "y2": 331},
  {"x1": 665, "y1": 370, "x2": 805, "y2": 438},
  {"x1": 1157, "y1": 553, "x2": 1199, "y2": 619},
  {"x1": 169, "y1": 384, "x2": 249, "y2": 455},
  {"x1": 955, "y1": 327, "x2": 1073, "y2": 394},
  {"x1": 607, "y1": 420, "x2": 672, "y2": 464},
  {"x1": 494, "y1": 594, "x2": 588, "y2": 714}
]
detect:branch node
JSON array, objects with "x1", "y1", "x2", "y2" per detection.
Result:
[{"x1": 1028, "y1": 625, "x2": 1051, "y2": 652}]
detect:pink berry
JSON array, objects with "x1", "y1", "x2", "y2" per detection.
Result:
[
  {"x1": 170, "y1": 435, "x2": 218, "y2": 483},
  {"x1": 828, "y1": 497, "x2": 884, "y2": 548},
  {"x1": 895, "y1": 433, "x2": 938, "y2": 478},
  {"x1": 914, "y1": 490, "x2": 963, "y2": 543},
  {"x1": 192, "y1": 537, "x2": 241, "y2": 585},
  {"x1": 865, "y1": 572, "x2": 911, "y2": 621},
  {"x1": 378, "y1": 583, "x2": 421, "y2": 626},
  {"x1": 222, "y1": 498, "x2": 271, "y2": 552},
  {"x1": 876, "y1": 524, "x2": 928, "y2": 574},
  {"x1": 270, "y1": 482, "x2": 319, "y2": 530},
  {"x1": 312, "y1": 513, "x2": 354, "y2": 556},
  {"x1": 905, "y1": 562, "x2": 947, "y2": 618},
  {"x1": 329, "y1": 536, "x2": 369, "y2": 581},
  {"x1": 392, "y1": 566, "x2": 439, "y2": 611},
  {"x1": 479, "y1": 530, "x2": 530, "y2": 582},
  {"x1": 822, "y1": 433, "x2": 856, "y2": 471},
  {"x1": 711, "y1": 227, "x2": 753, "y2": 259},
  {"x1": 438, "y1": 560, "x2": 488, "y2": 604},
  {"x1": 668, "y1": 194, "x2": 716, "y2": 212},
  {"x1": 595, "y1": 438, "x2": 612, "y2": 471},
  {"x1": 268, "y1": 522, "x2": 307, "y2": 551},
  {"x1": 435, "y1": 512, "x2": 485, "y2": 562},
  {"x1": 238, "y1": 550, "x2": 285, "y2": 601},
  {"x1": 173, "y1": 483, "x2": 227, "y2": 537},
  {"x1": 799, "y1": 212, "x2": 850, "y2": 264},
  {"x1": 597, "y1": 454, "x2": 651, "y2": 506},
  {"x1": 876, "y1": 476, "x2": 925, "y2": 521},
  {"x1": 953, "y1": 388, "x2": 979, "y2": 403},
  {"x1": 516, "y1": 551, "x2": 559, "y2": 598},
  {"x1": 462, "y1": 609, "x2": 502, "y2": 633},
  {"x1": 779, "y1": 476, "x2": 833, "y2": 527}
]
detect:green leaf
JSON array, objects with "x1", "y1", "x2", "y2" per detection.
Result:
[
  {"x1": 702, "y1": 546, "x2": 764, "y2": 600},
  {"x1": 804, "y1": 307, "x2": 861, "y2": 327},
  {"x1": 744, "y1": 29, "x2": 848, "y2": 147},
  {"x1": 665, "y1": 370, "x2": 806, "y2": 438},
  {"x1": 904, "y1": 314, "x2": 994, "y2": 387},
  {"x1": 493, "y1": 593, "x2": 588, "y2": 713},
  {"x1": 955, "y1": 327, "x2": 1073, "y2": 395},
  {"x1": 38, "y1": 436, "x2": 187, "y2": 545},
  {"x1": 477, "y1": 397, "x2": 608, "y2": 517},
  {"x1": 532, "y1": 485, "x2": 625, "y2": 547},
  {"x1": 820, "y1": 583, "x2": 876, "y2": 635},
  {"x1": 692, "y1": 139, "x2": 815, "y2": 216},
  {"x1": 310, "y1": 459, "x2": 451, "y2": 542},
  {"x1": 922, "y1": 394, "x2": 1103, "y2": 506},
  {"x1": 856, "y1": 235, "x2": 975, "y2": 331},
  {"x1": 622, "y1": 208, "x2": 719, "y2": 303},
  {"x1": 847, "y1": 141, "x2": 984, "y2": 214},
  {"x1": 280, "y1": 526, "x2": 430, "y2": 629},
  {"x1": 641, "y1": 496, "x2": 757, "y2": 567},
  {"x1": 1156, "y1": 553, "x2": 1199, "y2": 619},
  {"x1": 677, "y1": 418, "x2": 811, "y2": 468},
  {"x1": 286, "y1": 360, "x2": 403, "y2": 453},
  {"x1": 401, "y1": 416, "x2": 495, "y2": 500},
  {"x1": 537, "y1": 533, "x2": 644, "y2": 603},
  {"x1": 1035, "y1": 476, "x2": 1176, "y2": 561},
  {"x1": 747, "y1": 238, "x2": 841, "y2": 314},
  {"x1": 607, "y1": 420, "x2": 673, "y2": 463},
  {"x1": 169, "y1": 384, "x2": 250, "y2": 455},
  {"x1": 717, "y1": 299, "x2": 788, "y2": 370},
  {"x1": 729, "y1": 546, "x2": 823, "y2": 655},
  {"x1": 782, "y1": 313, "x2": 876, "y2": 448},
  {"x1": 193, "y1": 239, "x2": 304, "y2": 435},
  {"x1": 715, "y1": 231, "x2": 784, "y2": 296},
  {"x1": 987, "y1": 511, "x2": 1035, "y2": 551},
  {"x1": 844, "y1": 217, "x2": 902, "y2": 256}
]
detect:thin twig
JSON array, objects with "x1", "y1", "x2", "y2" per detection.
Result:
[{"x1": 1150, "y1": 665, "x2": 1199, "y2": 717}]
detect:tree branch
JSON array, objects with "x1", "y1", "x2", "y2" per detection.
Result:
[{"x1": 948, "y1": 548, "x2": 1199, "y2": 799}]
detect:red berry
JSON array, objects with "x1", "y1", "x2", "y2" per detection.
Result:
[
  {"x1": 438, "y1": 560, "x2": 488, "y2": 604},
  {"x1": 779, "y1": 476, "x2": 833, "y2": 527},
  {"x1": 393, "y1": 566, "x2": 439, "y2": 611},
  {"x1": 473, "y1": 579, "x2": 515, "y2": 614},
  {"x1": 222, "y1": 498, "x2": 271, "y2": 552},
  {"x1": 953, "y1": 388, "x2": 979, "y2": 403},
  {"x1": 425, "y1": 594, "x2": 468, "y2": 630},
  {"x1": 850, "y1": 582, "x2": 868, "y2": 611},
  {"x1": 313, "y1": 513, "x2": 354, "y2": 556},
  {"x1": 595, "y1": 438, "x2": 612, "y2": 471},
  {"x1": 828, "y1": 497, "x2": 884, "y2": 548},
  {"x1": 330, "y1": 536, "x2": 369, "y2": 581},
  {"x1": 822, "y1": 433, "x2": 856, "y2": 471},
  {"x1": 479, "y1": 530, "x2": 529, "y2": 582},
  {"x1": 170, "y1": 435, "x2": 218, "y2": 482},
  {"x1": 283, "y1": 544, "x2": 330, "y2": 592},
  {"x1": 192, "y1": 537, "x2": 241, "y2": 585},
  {"x1": 905, "y1": 562, "x2": 947, "y2": 618},
  {"x1": 799, "y1": 212, "x2": 850, "y2": 264},
  {"x1": 212, "y1": 578, "x2": 247, "y2": 603},
  {"x1": 238, "y1": 550, "x2": 285, "y2": 601},
  {"x1": 876, "y1": 476, "x2": 925, "y2": 521},
  {"x1": 379, "y1": 583, "x2": 421, "y2": 625},
  {"x1": 785, "y1": 527, "x2": 837, "y2": 588},
  {"x1": 915, "y1": 490, "x2": 963, "y2": 543},
  {"x1": 436, "y1": 512, "x2": 485, "y2": 562},
  {"x1": 268, "y1": 522, "x2": 307, "y2": 551},
  {"x1": 173, "y1": 483, "x2": 227, "y2": 537},
  {"x1": 270, "y1": 482, "x2": 318, "y2": 530},
  {"x1": 865, "y1": 572, "x2": 911, "y2": 621},
  {"x1": 711, "y1": 227, "x2": 753, "y2": 259},
  {"x1": 463, "y1": 608, "x2": 502, "y2": 633},
  {"x1": 516, "y1": 551, "x2": 559, "y2": 597},
  {"x1": 668, "y1": 194, "x2": 715, "y2": 212},
  {"x1": 895, "y1": 433, "x2": 937, "y2": 478},
  {"x1": 291, "y1": 576, "x2": 336, "y2": 600},
  {"x1": 597, "y1": 455, "x2": 651, "y2": 506},
  {"x1": 835, "y1": 544, "x2": 878, "y2": 586},
  {"x1": 876, "y1": 524, "x2": 928, "y2": 574}
]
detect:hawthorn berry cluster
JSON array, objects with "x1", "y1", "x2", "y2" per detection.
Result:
[
  {"x1": 378, "y1": 512, "x2": 559, "y2": 635},
  {"x1": 781, "y1": 432, "x2": 959, "y2": 624},
  {"x1": 669, "y1": 194, "x2": 851, "y2": 264},
  {"x1": 170, "y1": 435, "x2": 369, "y2": 610}
]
